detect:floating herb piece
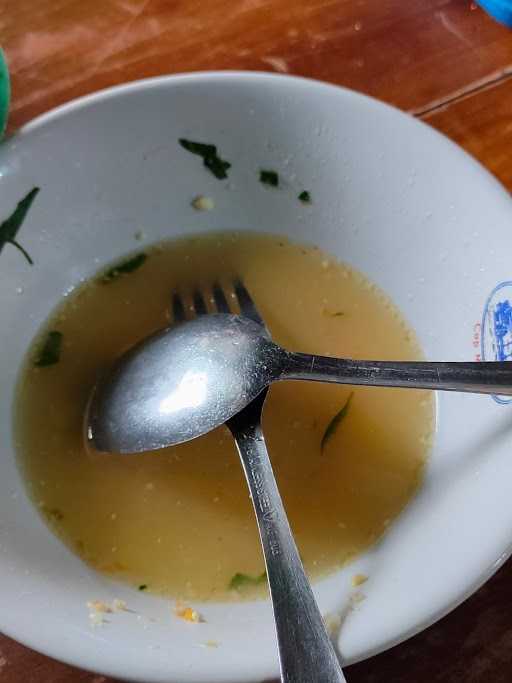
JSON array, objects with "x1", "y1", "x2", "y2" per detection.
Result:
[
  {"x1": 329, "y1": 311, "x2": 345, "y2": 317},
  {"x1": 298, "y1": 190, "x2": 311, "y2": 203},
  {"x1": 259, "y1": 170, "x2": 279, "y2": 187},
  {"x1": 179, "y1": 138, "x2": 231, "y2": 179},
  {"x1": 229, "y1": 571, "x2": 267, "y2": 590},
  {"x1": 138, "y1": 584, "x2": 148, "y2": 591},
  {"x1": 101, "y1": 253, "x2": 147, "y2": 283},
  {"x1": 34, "y1": 330, "x2": 62, "y2": 367},
  {"x1": 321, "y1": 392, "x2": 354, "y2": 453},
  {"x1": 0, "y1": 187, "x2": 39, "y2": 265}
]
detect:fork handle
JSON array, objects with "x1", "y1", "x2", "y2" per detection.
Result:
[
  {"x1": 281, "y1": 354, "x2": 512, "y2": 395},
  {"x1": 228, "y1": 410, "x2": 346, "y2": 683}
]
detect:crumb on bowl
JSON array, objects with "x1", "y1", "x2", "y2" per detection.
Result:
[
  {"x1": 351, "y1": 573, "x2": 368, "y2": 587},
  {"x1": 191, "y1": 195, "x2": 215, "y2": 211},
  {"x1": 87, "y1": 600, "x2": 112, "y2": 614},
  {"x1": 175, "y1": 601, "x2": 204, "y2": 623},
  {"x1": 112, "y1": 598, "x2": 128, "y2": 612}
]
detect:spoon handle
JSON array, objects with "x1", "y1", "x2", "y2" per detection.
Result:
[
  {"x1": 228, "y1": 394, "x2": 346, "y2": 683},
  {"x1": 282, "y1": 354, "x2": 512, "y2": 395}
]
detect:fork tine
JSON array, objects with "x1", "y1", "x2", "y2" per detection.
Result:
[
  {"x1": 233, "y1": 279, "x2": 266, "y2": 328},
  {"x1": 174, "y1": 281, "x2": 267, "y2": 331},
  {"x1": 172, "y1": 292, "x2": 186, "y2": 323},
  {"x1": 192, "y1": 289, "x2": 208, "y2": 315},
  {"x1": 212, "y1": 282, "x2": 230, "y2": 313}
]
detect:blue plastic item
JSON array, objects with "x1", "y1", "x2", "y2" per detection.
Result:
[{"x1": 478, "y1": 0, "x2": 512, "y2": 27}]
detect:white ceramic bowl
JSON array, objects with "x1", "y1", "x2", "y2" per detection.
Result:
[{"x1": 1, "y1": 72, "x2": 512, "y2": 683}]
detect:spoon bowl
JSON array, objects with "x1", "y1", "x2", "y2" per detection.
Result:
[{"x1": 87, "y1": 314, "x2": 279, "y2": 453}]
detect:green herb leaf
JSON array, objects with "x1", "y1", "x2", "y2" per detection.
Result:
[
  {"x1": 204, "y1": 154, "x2": 231, "y2": 179},
  {"x1": 321, "y1": 392, "x2": 354, "y2": 453},
  {"x1": 138, "y1": 584, "x2": 148, "y2": 591},
  {"x1": 229, "y1": 571, "x2": 267, "y2": 590},
  {"x1": 0, "y1": 187, "x2": 39, "y2": 265},
  {"x1": 298, "y1": 190, "x2": 311, "y2": 203},
  {"x1": 101, "y1": 253, "x2": 147, "y2": 283},
  {"x1": 179, "y1": 139, "x2": 216, "y2": 157},
  {"x1": 35, "y1": 330, "x2": 63, "y2": 367},
  {"x1": 259, "y1": 170, "x2": 279, "y2": 187},
  {"x1": 179, "y1": 138, "x2": 231, "y2": 179}
]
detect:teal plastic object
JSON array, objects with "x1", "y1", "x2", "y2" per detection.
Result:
[
  {"x1": 0, "y1": 48, "x2": 10, "y2": 139},
  {"x1": 477, "y1": 0, "x2": 512, "y2": 27}
]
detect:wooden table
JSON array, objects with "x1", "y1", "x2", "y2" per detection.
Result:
[{"x1": 2, "y1": 1, "x2": 512, "y2": 680}]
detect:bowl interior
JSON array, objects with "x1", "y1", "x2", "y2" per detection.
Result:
[{"x1": 1, "y1": 73, "x2": 512, "y2": 683}]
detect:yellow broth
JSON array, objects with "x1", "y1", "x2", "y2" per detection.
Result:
[{"x1": 15, "y1": 232, "x2": 434, "y2": 601}]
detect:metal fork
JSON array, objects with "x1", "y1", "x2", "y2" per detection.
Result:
[{"x1": 172, "y1": 280, "x2": 347, "y2": 683}]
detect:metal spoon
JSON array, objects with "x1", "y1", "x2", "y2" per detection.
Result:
[{"x1": 88, "y1": 312, "x2": 512, "y2": 454}]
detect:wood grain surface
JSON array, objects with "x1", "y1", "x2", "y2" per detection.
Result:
[{"x1": 1, "y1": 0, "x2": 512, "y2": 680}]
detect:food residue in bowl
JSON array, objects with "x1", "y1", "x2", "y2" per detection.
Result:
[
  {"x1": 15, "y1": 231, "x2": 434, "y2": 603},
  {"x1": 174, "y1": 601, "x2": 204, "y2": 623},
  {"x1": 191, "y1": 195, "x2": 215, "y2": 211},
  {"x1": 351, "y1": 574, "x2": 368, "y2": 587}
]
